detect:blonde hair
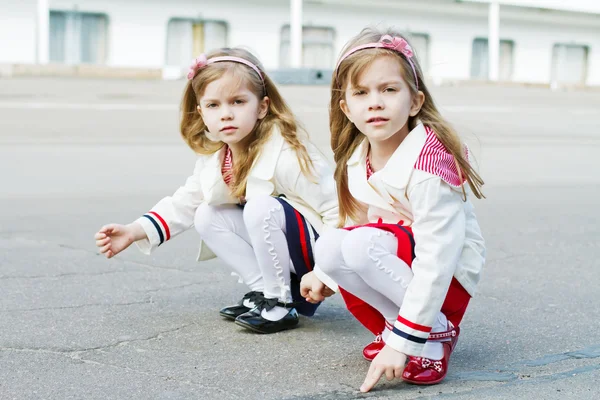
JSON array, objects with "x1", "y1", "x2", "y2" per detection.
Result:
[
  {"x1": 330, "y1": 27, "x2": 485, "y2": 225},
  {"x1": 180, "y1": 48, "x2": 313, "y2": 198}
]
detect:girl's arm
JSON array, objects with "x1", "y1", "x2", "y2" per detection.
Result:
[
  {"x1": 455, "y1": 199, "x2": 486, "y2": 288},
  {"x1": 385, "y1": 177, "x2": 466, "y2": 357},
  {"x1": 134, "y1": 157, "x2": 206, "y2": 254}
]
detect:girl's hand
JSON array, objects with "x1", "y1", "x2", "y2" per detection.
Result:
[
  {"x1": 300, "y1": 271, "x2": 334, "y2": 304},
  {"x1": 322, "y1": 285, "x2": 335, "y2": 298},
  {"x1": 360, "y1": 345, "x2": 407, "y2": 393},
  {"x1": 94, "y1": 223, "x2": 144, "y2": 259}
]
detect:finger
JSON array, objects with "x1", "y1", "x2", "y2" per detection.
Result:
[
  {"x1": 99, "y1": 224, "x2": 117, "y2": 234},
  {"x1": 100, "y1": 243, "x2": 111, "y2": 254},
  {"x1": 385, "y1": 367, "x2": 395, "y2": 381},
  {"x1": 394, "y1": 365, "x2": 404, "y2": 379},
  {"x1": 360, "y1": 364, "x2": 383, "y2": 393},
  {"x1": 303, "y1": 293, "x2": 314, "y2": 303},
  {"x1": 94, "y1": 232, "x2": 106, "y2": 240},
  {"x1": 96, "y1": 237, "x2": 111, "y2": 247},
  {"x1": 300, "y1": 285, "x2": 310, "y2": 298},
  {"x1": 106, "y1": 250, "x2": 114, "y2": 259},
  {"x1": 310, "y1": 292, "x2": 324, "y2": 302}
]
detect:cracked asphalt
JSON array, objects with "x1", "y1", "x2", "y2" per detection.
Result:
[{"x1": 1, "y1": 78, "x2": 599, "y2": 399}]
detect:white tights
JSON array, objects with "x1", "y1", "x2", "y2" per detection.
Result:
[
  {"x1": 315, "y1": 227, "x2": 448, "y2": 359},
  {"x1": 194, "y1": 195, "x2": 297, "y2": 320}
]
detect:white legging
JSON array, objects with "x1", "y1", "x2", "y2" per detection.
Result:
[
  {"x1": 315, "y1": 227, "x2": 447, "y2": 333},
  {"x1": 194, "y1": 195, "x2": 296, "y2": 302}
]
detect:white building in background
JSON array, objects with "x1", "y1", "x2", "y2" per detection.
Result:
[{"x1": 1, "y1": 0, "x2": 599, "y2": 86}]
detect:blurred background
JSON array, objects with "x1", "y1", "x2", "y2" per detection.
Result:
[
  {"x1": 1, "y1": 1, "x2": 600, "y2": 399},
  {"x1": 1, "y1": 0, "x2": 599, "y2": 87}
]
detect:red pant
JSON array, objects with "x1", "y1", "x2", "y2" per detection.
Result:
[{"x1": 339, "y1": 223, "x2": 471, "y2": 335}]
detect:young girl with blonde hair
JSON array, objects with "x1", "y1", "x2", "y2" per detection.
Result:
[
  {"x1": 301, "y1": 28, "x2": 486, "y2": 390},
  {"x1": 95, "y1": 48, "x2": 338, "y2": 334}
]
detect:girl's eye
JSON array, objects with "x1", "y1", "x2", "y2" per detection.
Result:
[
  {"x1": 384, "y1": 87, "x2": 397, "y2": 92},
  {"x1": 234, "y1": 99, "x2": 246, "y2": 105},
  {"x1": 353, "y1": 90, "x2": 366, "y2": 96},
  {"x1": 206, "y1": 103, "x2": 217, "y2": 108}
]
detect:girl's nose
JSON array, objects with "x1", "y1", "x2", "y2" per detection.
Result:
[
  {"x1": 221, "y1": 107, "x2": 234, "y2": 120},
  {"x1": 368, "y1": 94, "x2": 384, "y2": 111}
]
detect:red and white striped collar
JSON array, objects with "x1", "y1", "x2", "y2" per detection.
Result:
[
  {"x1": 414, "y1": 127, "x2": 467, "y2": 187},
  {"x1": 348, "y1": 123, "x2": 466, "y2": 189}
]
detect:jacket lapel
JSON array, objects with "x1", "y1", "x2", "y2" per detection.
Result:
[
  {"x1": 378, "y1": 123, "x2": 427, "y2": 190},
  {"x1": 200, "y1": 147, "x2": 237, "y2": 204}
]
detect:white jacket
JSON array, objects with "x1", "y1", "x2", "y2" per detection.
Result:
[
  {"x1": 315, "y1": 123, "x2": 486, "y2": 356},
  {"x1": 135, "y1": 126, "x2": 339, "y2": 260}
]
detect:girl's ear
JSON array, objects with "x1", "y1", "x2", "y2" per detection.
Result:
[
  {"x1": 196, "y1": 105, "x2": 202, "y2": 115},
  {"x1": 410, "y1": 91, "x2": 425, "y2": 116},
  {"x1": 339, "y1": 99, "x2": 353, "y2": 123},
  {"x1": 258, "y1": 96, "x2": 270, "y2": 119}
]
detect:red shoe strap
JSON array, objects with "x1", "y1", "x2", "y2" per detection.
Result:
[{"x1": 428, "y1": 326, "x2": 457, "y2": 341}]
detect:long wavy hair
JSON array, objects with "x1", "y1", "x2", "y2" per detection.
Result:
[
  {"x1": 330, "y1": 27, "x2": 485, "y2": 225},
  {"x1": 180, "y1": 48, "x2": 313, "y2": 198}
]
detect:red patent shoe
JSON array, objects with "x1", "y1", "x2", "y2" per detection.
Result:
[
  {"x1": 402, "y1": 323, "x2": 460, "y2": 385},
  {"x1": 362, "y1": 333, "x2": 385, "y2": 361}
]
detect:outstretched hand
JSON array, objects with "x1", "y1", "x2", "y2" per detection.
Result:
[
  {"x1": 360, "y1": 345, "x2": 407, "y2": 393},
  {"x1": 94, "y1": 223, "x2": 137, "y2": 259}
]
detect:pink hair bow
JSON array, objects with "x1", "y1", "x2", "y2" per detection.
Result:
[
  {"x1": 379, "y1": 35, "x2": 414, "y2": 59},
  {"x1": 187, "y1": 54, "x2": 208, "y2": 80}
]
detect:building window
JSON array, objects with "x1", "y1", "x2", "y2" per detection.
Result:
[
  {"x1": 49, "y1": 11, "x2": 108, "y2": 64},
  {"x1": 165, "y1": 19, "x2": 227, "y2": 67},
  {"x1": 551, "y1": 44, "x2": 589, "y2": 86},
  {"x1": 407, "y1": 33, "x2": 429, "y2": 74},
  {"x1": 280, "y1": 25, "x2": 335, "y2": 69},
  {"x1": 470, "y1": 38, "x2": 514, "y2": 80}
]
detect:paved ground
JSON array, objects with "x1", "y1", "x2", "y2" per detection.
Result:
[{"x1": 1, "y1": 78, "x2": 599, "y2": 399}]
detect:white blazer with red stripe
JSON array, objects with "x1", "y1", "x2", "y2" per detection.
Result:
[
  {"x1": 314, "y1": 122, "x2": 486, "y2": 356},
  {"x1": 134, "y1": 126, "x2": 339, "y2": 261}
]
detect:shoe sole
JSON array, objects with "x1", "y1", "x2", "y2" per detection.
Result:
[
  {"x1": 234, "y1": 319, "x2": 298, "y2": 334},
  {"x1": 402, "y1": 376, "x2": 446, "y2": 385},
  {"x1": 219, "y1": 312, "x2": 238, "y2": 321}
]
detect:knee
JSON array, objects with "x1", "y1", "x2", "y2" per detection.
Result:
[
  {"x1": 194, "y1": 202, "x2": 218, "y2": 237},
  {"x1": 340, "y1": 228, "x2": 381, "y2": 273},
  {"x1": 314, "y1": 229, "x2": 347, "y2": 276},
  {"x1": 242, "y1": 195, "x2": 282, "y2": 231}
]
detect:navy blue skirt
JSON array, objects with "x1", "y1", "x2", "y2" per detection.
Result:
[{"x1": 273, "y1": 197, "x2": 321, "y2": 317}]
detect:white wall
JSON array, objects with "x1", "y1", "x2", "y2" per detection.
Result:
[
  {"x1": 501, "y1": 18, "x2": 600, "y2": 84},
  {"x1": 465, "y1": 0, "x2": 600, "y2": 15},
  {"x1": 49, "y1": 0, "x2": 292, "y2": 68},
  {"x1": 2, "y1": 0, "x2": 599, "y2": 85},
  {"x1": 0, "y1": 0, "x2": 37, "y2": 63},
  {"x1": 301, "y1": 1, "x2": 484, "y2": 81}
]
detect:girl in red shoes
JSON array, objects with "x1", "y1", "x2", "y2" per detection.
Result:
[
  {"x1": 94, "y1": 48, "x2": 338, "y2": 334},
  {"x1": 301, "y1": 28, "x2": 486, "y2": 391}
]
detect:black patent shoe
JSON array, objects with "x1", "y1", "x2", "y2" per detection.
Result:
[
  {"x1": 234, "y1": 305, "x2": 299, "y2": 334},
  {"x1": 219, "y1": 291, "x2": 263, "y2": 321}
]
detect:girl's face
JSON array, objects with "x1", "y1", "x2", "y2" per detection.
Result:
[
  {"x1": 198, "y1": 73, "x2": 269, "y2": 146},
  {"x1": 340, "y1": 56, "x2": 423, "y2": 143}
]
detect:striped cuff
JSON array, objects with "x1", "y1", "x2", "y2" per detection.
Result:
[
  {"x1": 134, "y1": 211, "x2": 171, "y2": 254},
  {"x1": 142, "y1": 211, "x2": 171, "y2": 244},
  {"x1": 385, "y1": 315, "x2": 432, "y2": 356}
]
